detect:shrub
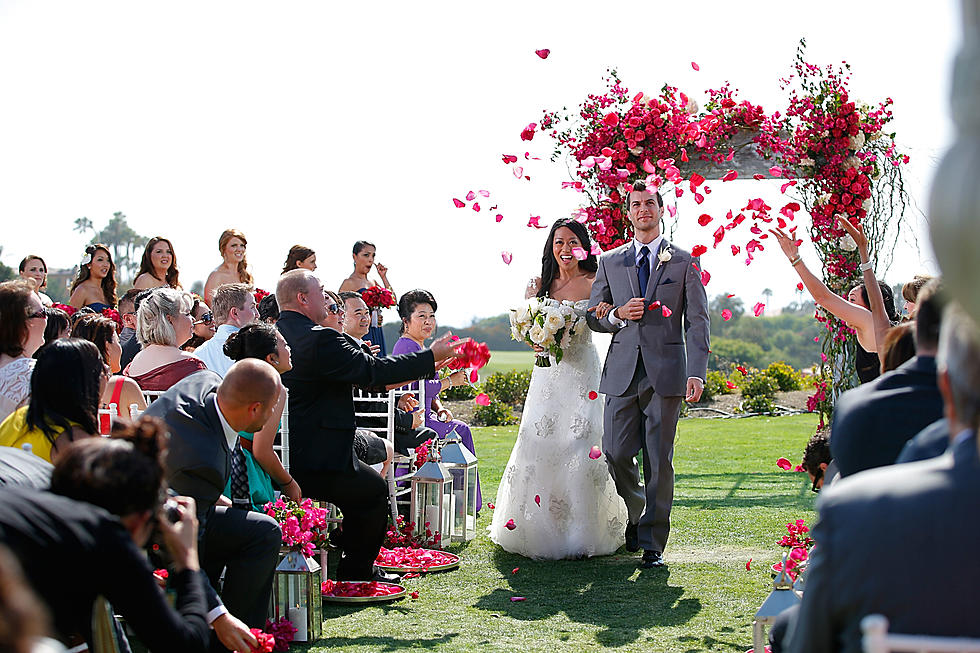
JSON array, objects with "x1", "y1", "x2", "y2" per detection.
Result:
[
  {"x1": 482, "y1": 369, "x2": 532, "y2": 405},
  {"x1": 703, "y1": 370, "x2": 735, "y2": 400},
  {"x1": 739, "y1": 372, "x2": 778, "y2": 414},
  {"x1": 765, "y1": 361, "x2": 804, "y2": 391},
  {"x1": 473, "y1": 397, "x2": 518, "y2": 426},
  {"x1": 442, "y1": 383, "x2": 477, "y2": 401}
]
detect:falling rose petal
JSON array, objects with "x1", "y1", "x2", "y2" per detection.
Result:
[
  {"x1": 587, "y1": 390, "x2": 598, "y2": 400},
  {"x1": 588, "y1": 446, "x2": 602, "y2": 459},
  {"x1": 753, "y1": 302, "x2": 766, "y2": 317},
  {"x1": 512, "y1": 567, "x2": 520, "y2": 574},
  {"x1": 495, "y1": 214, "x2": 503, "y2": 223},
  {"x1": 571, "y1": 246, "x2": 587, "y2": 260},
  {"x1": 694, "y1": 192, "x2": 705, "y2": 204},
  {"x1": 527, "y1": 215, "x2": 547, "y2": 229},
  {"x1": 475, "y1": 393, "x2": 491, "y2": 406},
  {"x1": 691, "y1": 244, "x2": 707, "y2": 257},
  {"x1": 722, "y1": 169, "x2": 738, "y2": 182},
  {"x1": 602, "y1": 112, "x2": 619, "y2": 127},
  {"x1": 746, "y1": 559, "x2": 753, "y2": 571},
  {"x1": 726, "y1": 380, "x2": 737, "y2": 389},
  {"x1": 667, "y1": 205, "x2": 677, "y2": 218},
  {"x1": 411, "y1": 591, "x2": 420, "y2": 599},
  {"x1": 661, "y1": 305, "x2": 673, "y2": 318},
  {"x1": 691, "y1": 61, "x2": 700, "y2": 71},
  {"x1": 680, "y1": 148, "x2": 689, "y2": 162},
  {"x1": 736, "y1": 365, "x2": 747, "y2": 375},
  {"x1": 712, "y1": 225, "x2": 726, "y2": 247},
  {"x1": 501, "y1": 252, "x2": 513, "y2": 265},
  {"x1": 726, "y1": 148, "x2": 734, "y2": 162},
  {"x1": 731, "y1": 244, "x2": 741, "y2": 256},
  {"x1": 781, "y1": 180, "x2": 797, "y2": 194},
  {"x1": 700, "y1": 269, "x2": 711, "y2": 286},
  {"x1": 648, "y1": 300, "x2": 661, "y2": 312},
  {"x1": 590, "y1": 243, "x2": 602, "y2": 256},
  {"x1": 776, "y1": 457, "x2": 792, "y2": 470},
  {"x1": 535, "y1": 48, "x2": 550, "y2": 59},
  {"x1": 465, "y1": 191, "x2": 476, "y2": 201},
  {"x1": 704, "y1": 185, "x2": 712, "y2": 194},
  {"x1": 675, "y1": 187, "x2": 684, "y2": 198},
  {"x1": 797, "y1": 282, "x2": 804, "y2": 291},
  {"x1": 510, "y1": 597, "x2": 526, "y2": 602},
  {"x1": 750, "y1": 225, "x2": 762, "y2": 235},
  {"x1": 505, "y1": 519, "x2": 517, "y2": 531},
  {"x1": 698, "y1": 214, "x2": 712, "y2": 226},
  {"x1": 534, "y1": 495, "x2": 541, "y2": 506},
  {"x1": 470, "y1": 369, "x2": 479, "y2": 383},
  {"x1": 769, "y1": 166, "x2": 783, "y2": 177},
  {"x1": 453, "y1": 198, "x2": 465, "y2": 208},
  {"x1": 727, "y1": 294, "x2": 735, "y2": 298},
  {"x1": 488, "y1": 503, "x2": 495, "y2": 510},
  {"x1": 520, "y1": 123, "x2": 536, "y2": 141},
  {"x1": 502, "y1": 154, "x2": 518, "y2": 164},
  {"x1": 820, "y1": 352, "x2": 828, "y2": 362},
  {"x1": 479, "y1": 190, "x2": 490, "y2": 197},
  {"x1": 642, "y1": 159, "x2": 658, "y2": 174},
  {"x1": 722, "y1": 309, "x2": 733, "y2": 321},
  {"x1": 472, "y1": 203, "x2": 481, "y2": 212},
  {"x1": 753, "y1": 173, "x2": 765, "y2": 180},
  {"x1": 794, "y1": 465, "x2": 805, "y2": 472},
  {"x1": 513, "y1": 166, "x2": 524, "y2": 178},
  {"x1": 793, "y1": 239, "x2": 803, "y2": 247}
]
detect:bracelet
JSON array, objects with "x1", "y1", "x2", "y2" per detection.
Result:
[
  {"x1": 789, "y1": 255, "x2": 803, "y2": 267},
  {"x1": 859, "y1": 260, "x2": 873, "y2": 272},
  {"x1": 280, "y1": 477, "x2": 294, "y2": 488}
]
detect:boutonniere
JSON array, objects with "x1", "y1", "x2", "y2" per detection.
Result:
[{"x1": 656, "y1": 247, "x2": 672, "y2": 270}]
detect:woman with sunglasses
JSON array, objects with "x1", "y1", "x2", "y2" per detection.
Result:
[
  {"x1": 319, "y1": 289, "x2": 346, "y2": 331},
  {"x1": 180, "y1": 297, "x2": 216, "y2": 352},
  {"x1": 0, "y1": 281, "x2": 48, "y2": 422}
]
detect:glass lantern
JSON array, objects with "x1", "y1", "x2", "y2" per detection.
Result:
[
  {"x1": 440, "y1": 430, "x2": 478, "y2": 542},
  {"x1": 410, "y1": 444, "x2": 453, "y2": 549},
  {"x1": 273, "y1": 549, "x2": 322, "y2": 642}
]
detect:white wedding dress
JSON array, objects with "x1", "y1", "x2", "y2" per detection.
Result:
[{"x1": 488, "y1": 299, "x2": 627, "y2": 559}]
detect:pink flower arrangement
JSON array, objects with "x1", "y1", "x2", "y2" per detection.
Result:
[
  {"x1": 262, "y1": 498, "x2": 330, "y2": 558},
  {"x1": 773, "y1": 518, "x2": 814, "y2": 581}
]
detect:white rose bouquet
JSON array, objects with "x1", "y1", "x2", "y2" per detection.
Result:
[{"x1": 510, "y1": 297, "x2": 584, "y2": 367}]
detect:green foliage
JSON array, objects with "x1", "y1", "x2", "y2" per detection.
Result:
[
  {"x1": 707, "y1": 296, "x2": 823, "y2": 372},
  {"x1": 442, "y1": 382, "x2": 477, "y2": 401},
  {"x1": 482, "y1": 369, "x2": 531, "y2": 405},
  {"x1": 765, "y1": 361, "x2": 804, "y2": 391},
  {"x1": 710, "y1": 337, "x2": 767, "y2": 371},
  {"x1": 0, "y1": 248, "x2": 16, "y2": 283},
  {"x1": 739, "y1": 372, "x2": 779, "y2": 414},
  {"x1": 472, "y1": 397, "x2": 518, "y2": 426},
  {"x1": 702, "y1": 370, "x2": 735, "y2": 401}
]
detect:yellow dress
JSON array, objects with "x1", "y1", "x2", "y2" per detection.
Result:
[{"x1": 0, "y1": 406, "x2": 61, "y2": 462}]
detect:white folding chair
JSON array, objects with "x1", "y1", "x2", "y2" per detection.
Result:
[
  {"x1": 273, "y1": 388, "x2": 290, "y2": 473},
  {"x1": 862, "y1": 614, "x2": 980, "y2": 653},
  {"x1": 141, "y1": 390, "x2": 165, "y2": 405}
]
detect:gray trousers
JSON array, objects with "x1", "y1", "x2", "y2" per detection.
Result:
[{"x1": 603, "y1": 357, "x2": 682, "y2": 553}]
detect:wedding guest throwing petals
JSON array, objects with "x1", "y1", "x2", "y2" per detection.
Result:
[
  {"x1": 340, "y1": 240, "x2": 394, "y2": 355},
  {"x1": 68, "y1": 244, "x2": 118, "y2": 311},
  {"x1": 18, "y1": 254, "x2": 53, "y2": 306},
  {"x1": 281, "y1": 245, "x2": 317, "y2": 274},
  {"x1": 133, "y1": 236, "x2": 182, "y2": 289},
  {"x1": 0, "y1": 281, "x2": 46, "y2": 421},
  {"x1": 204, "y1": 229, "x2": 253, "y2": 304},
  {"x1": 71, "y1": 314, "x2": 147, "y2": 420},
  {"x1": 125, "y1": 288, "x2": 207, "y2": 392}
]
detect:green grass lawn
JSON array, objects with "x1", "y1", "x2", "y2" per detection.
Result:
[
  {"x1": 303, "y1": 414, "x2": 819, "y2": 653},
  {"x1": 482, "y1": 349, "x2": 534, "y2": 376}
]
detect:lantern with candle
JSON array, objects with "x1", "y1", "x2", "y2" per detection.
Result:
[
  {"x1": 440, "y1": 429, "x2": 478, "y2": 542},
  {"x1": 273, "y1": 550, "x2": 322, "y2": 643},
  {"x1": 409, "y1": 438, "x2": 452, "y2": 549}
]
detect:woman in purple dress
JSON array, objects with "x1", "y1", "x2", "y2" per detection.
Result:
[{"x1": 391, "y1": 289, "x2": 481, "y2": 511}]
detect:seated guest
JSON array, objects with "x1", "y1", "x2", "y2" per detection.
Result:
[
  {"x1": 0, "y1": 419, "x2": 211, "y2": 652},
  {"x1": 117, "y1": 288, "x2": 141, "y2": 347},
  {"x1": 41, "y1": 307, "x2": 70, "y2": 345},
  {"x1": 192, "y1": 284, "x2": 257, "y2": 377},
  {"x1": 392, "y1": 289, "x2": 481, "y2": 508},
  {"x1": 119, "y1": 289, "x2": 155, "y2": 371},
  {"x1": 0, "y1": 446, "x2": 53, "y2": 489},
  {"x1": 788, "y1": 305, "x2": 980, "y2": 652},
  {"x1": 831, "y1": 280, "x2": 946, "y2": 477},
  {"x1": 180, "y1": 295, "x2": 215, "y2": 352},
  {"x1": 71, "y1": 314, "x2": 146, "y2": 420},
  {"x1": 800, "y1": 428, "x2": 834, "y2": 491},
  {"x1": 281, "y1": 245, "x2": 317, "y2": 274},
  {"x1": 0, "y1": 339, "x2": 104, "y2": 463},
  {"x1": 0, "y1": 281, "x2": 47, "y2": 421},
  {"x1": 901, "y1": 273, "x2": 933, "y2": 319},
  {"x1": 896, "y1": 418, "x2": 951, "y2": 464},
  {"x1": 67, "y1": 244, "x2": 117, "y2": 311},
  {"x1": 880, "y1": 321, "x2": 916, "y2": 373},
  {"x1": 143, "y1": 360, "x2": 282, "y2": 647},
  {"x1": 222, "y1": 324, "x2": 301, "y2": 508},
  {"x1": 342, "y1": 291, "x2": 435, "y2": 456},
  {"x1": 125, "y1": 288, "x2": 207, "y2": 391},
  {"x1": 275, "y1": 270, "x2": 464, "y2": 581},
  {"x1": 133, "y1": 236, "x2": 181, "y2": 289},
  {"x1": 258, "y1": 293, "x2": 279, "y2": 324},
  {"x1": 18, "y1": 254, "x2": 53, "y2": 307}
]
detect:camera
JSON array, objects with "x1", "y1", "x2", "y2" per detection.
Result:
[{"x1": 162, "y1": 489, "x2": 181, "y2": 523}]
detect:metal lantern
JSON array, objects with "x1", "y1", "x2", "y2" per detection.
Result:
[
  {"x1": 409, "y1": 442, "x2": 453, "y2": 549},
  {"x1": 440, "y1": 430, "x2": 478, "y2": 542},
  {"x1": 751, "y1": 553, "x2": 801, "y2": 653},
  {"x1": 273, "y1": 549, "x2": 322, "y2": 643}
]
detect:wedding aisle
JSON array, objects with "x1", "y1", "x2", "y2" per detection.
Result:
[{"x1": 305, "y1": 414, "x2": 818, "y2": 653}]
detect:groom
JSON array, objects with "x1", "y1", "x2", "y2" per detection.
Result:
[{"x1": 587, "y1": 180, "x2": 710, "y2": 568}]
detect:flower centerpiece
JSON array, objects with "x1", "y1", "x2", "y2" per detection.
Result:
[
  {"x1": 772, "y1": 518, "x2": 814, "y2": 581},
  {"x1": 360, "y1": 285, "x2": 396, "y2": 310},
  {"x1": 262, "y1": 497, "x2": 330, "y2": 557},
  {"x1": 510, "y1": 297, "x2": 584, "y2": 367}
]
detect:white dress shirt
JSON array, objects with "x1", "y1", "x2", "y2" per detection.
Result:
[
  {"x1": 191, "y1": 324, "x2": 239, "y2": 378},
  {"x1": 608, "y1": 235, "x2": 664, "y2": 328}
]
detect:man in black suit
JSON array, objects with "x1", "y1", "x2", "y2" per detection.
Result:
[
  {"x1": 275, "y1": 270, "x2": 465, "y2": 581},
  {"x1": 830, "y1": 281, "x2": 946, "y2": 477},
  {"x1": 789, "y1": 305, "x2": 980, "y2": 652},
  {"x1": 144, "y1": 360, "x2": 283, "y2": 653}
]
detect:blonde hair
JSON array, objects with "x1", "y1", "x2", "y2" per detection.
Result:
[
  {"x1": 218, "y1": 229, "x2": 254, "y2": 286},
  {"x1": 211, "y1": 283, "x2": 252, "y2": 325},
  {"x1": 136, "y1": 288, "x2": 193, "y2": 347}
]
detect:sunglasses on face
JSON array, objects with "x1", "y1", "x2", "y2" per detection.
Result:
[
  {"x1": 326, "y1": 303, "x2": 345, "y2": 315},
  {"x1": 193, "y1": 312, "x2": 213, "y2": 325},
  {"x1": 26, "y1": 309, "x2": 47, "y2": 320}
]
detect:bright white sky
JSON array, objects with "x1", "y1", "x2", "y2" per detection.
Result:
[{"x1": 0, "y1": 0, "x2": 960, "y2": 325}]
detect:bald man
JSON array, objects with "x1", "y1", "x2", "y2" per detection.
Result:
[{"x1": 145, "y1": 361, "x2": 283, "y2": 653}]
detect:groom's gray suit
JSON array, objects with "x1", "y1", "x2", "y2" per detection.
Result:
[{"x1": 587, "y1": 238, "x2": 710, "y2": 553}]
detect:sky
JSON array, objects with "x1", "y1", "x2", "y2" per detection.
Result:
[{"x1": 0, "y1": 0, "x2": 961, "y2": 326}]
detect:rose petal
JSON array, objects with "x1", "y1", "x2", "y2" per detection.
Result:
[
  {"x1": 648, "y1": 300, "x2": 661, "y2": 312},
  {"x1": 588, "y1": 446, "x2": 602, "y2": 459},
  {"x1": 722, "y1": 169, "x2": 738, "y2": 182},
  {"x1": 781, "y1": 180, "x2": 797, "y2": 193},
  {"x1": 726, "y1": 380, "x2": 737, "y2": 389},
  {"x1": 501, "y1": 252, "x2": 512, "y2": 265},
  {"x1": 691, "y1": 61, "x2": 700, "y2": 71},
  {"x1": 465, "y1": 191, "x2": 476, "y2": 201},
  {"x1": 502, "y1": 154, "x2": 518, "y2": 164},
  {"x1": 776, "y1": 457, "x2": 792, "y2": 470},
  {"x1": 746, "y1": 558, "x2": 752, "y2": 571},
  {"x1": 535, "y1": 48, "x2": 550, "y2": 59},
  {"x1": 722, "y1": 309, "x2": 733, "y2": 321},
  {"x1": 590, "y1": 244, "x2": 602, "y2": 256},
  {"x1": 797, "y1": 282, "x2": 804, "y2": 291},
  {"x1": 667, "y1": 205, "x2": 677, "y2": 218},
  {"x1": 698, "y1": 214, "x2": 712, "y2": 226},
  {"x1": 510, "y1": 597, "x2": 526, "y2": 602},
  {"x1": 680, "y1": 148, "x2": 689, "y2": 162},
  {"x1": 527, "y1": 216, "x2": 546, "y2": 229},
  {"x1": 691, "y1": 244, "x2": 707, "y2": 257},
  {"x1": 453, "y1": 198, "x2": 465, "y2": 208},
  {"x1": 495, "y1": 214, "x2": 503, "y2": 223},
  {"x1": 470, "y1": 369, "x2": 479, "y2": 383},
  {"x1": 513, "y1": 166, "x2": 524, "y2": 178},
  {"x1": 472, "y1": 202, "x2": 481, "y2": 212},
  {"x1": 753, "y1": 173, "x2": 765, "y2": 180},
  {"x1": 479, "y1": 190, "x2": 490, "y2": 197},
  {"x1": 661, "y1": 305, "x2": 673, "y2": 317},
  {"x1": 411, "y1": 591, "x2": 419, "y2": 599},
  {"x1": 512, "y1": 567, "x2": 520, "y2": 574},
  {"x1": 700, "y1": 269, "x2": 710, "y2": 286},
  {"x1": 534, "y1": 495, "x2": 541, "y2": 506},
  {"x1": 587, "y1": 390, "x2": 598, "y2": 400},
  {"x1": 769, "y1": 166, "x2": 783, "y2": 177},
  {"x1": 505, "y1": 519, "x2": 516, "y2": 530},
  {"x1": 571, "y1": 246, "x2": 587, "y2": 260},
  {"x1": 753, "y1": 302, "x2": 765, "y2": 317},
  {"x1": 488, "y1": 503, "x2": 495, "y2": 510}
]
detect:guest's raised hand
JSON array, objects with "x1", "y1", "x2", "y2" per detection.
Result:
[
  {"x1": 397, "y1": 394, "x2": 419, "y2": 413},
  {"x1": 835, "y1": 214, "x2": 869, "y2": 254},
  {"x1": 364, "y1": 339, "x2": 381, "y2": 356},
  {"x1": 768, "y1": 227, "x2": 799, "y2": 260},
  {"x1": 158, "y1": 495, "x2": 199, "y2": 572},
  {"x1": 437, "y1": 407, "x2": 454, "y2": 422},
  {"x1": 615, "y1": 297, "x2": 646, "y2": 321},
  {"x1": 430, "y1": 332, "x2": 472, "y2": 363},
  {"x1": 448, "y1": 370, "x2": 468, "y2": 387},
  {"x1": 213, "y1": 613, "x2": 256, "y2": 653}
]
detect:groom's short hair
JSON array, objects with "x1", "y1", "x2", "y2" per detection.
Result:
[{"x1": 627, "y1": 179, "x2": 663, "y2": 209}]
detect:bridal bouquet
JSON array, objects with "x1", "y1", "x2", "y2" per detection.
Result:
[
  {"x1": 510, "y1": 298, "x2": 583, "y2": 367},
  {"x1": 361, "y1": 285, "x2": 396, "y2": 310}
]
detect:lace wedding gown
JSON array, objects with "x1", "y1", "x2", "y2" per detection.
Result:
[{"x1": 488, "y1": 299, "x2": 626, "y2": 559}]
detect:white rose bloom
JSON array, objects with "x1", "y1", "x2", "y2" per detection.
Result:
[
  {"x1": 839, "y1": 234, "x2": 858, "y2": 252},
  {"x1": 511, "y1": 326, "x2": 524, "y2": 341},
  {"x1": 514, "y1": 303, "x2": 531, "y2": 325},
  {"x1": 801, "y1": 157, "x2": 816, "y2": 167},
  {"x1": 544, "y1": 310, "x2": 565, "y2": 333},
  {"x1": 862, "y1": 198, "x2": 872, "y2": 211},
  {"x1": 529, "y1": 324, "x2": 549, "y2": 345},
  {"x1": 817, "y1": 193, "x2": 831, "y2": 205},
  {"x1": 848, "y1": 132, "x2": 866, "y2": 150},
  {"x1": 845, "y1": 156, "x2": 861, "y2": 170}
]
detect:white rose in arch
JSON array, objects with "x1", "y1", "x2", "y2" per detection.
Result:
[
  {"x1": 839, "y1": 234, "x2": 858, "y2": 252},
  {"x1": 848, "y1": 132, "x2": 866, "y2": 150}
]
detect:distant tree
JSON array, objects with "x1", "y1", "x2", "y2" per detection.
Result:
[
  {"x1": 709, "y1": 337, "x2": 767, "y2": 371},
  {"x1": 74, "y1": 212, "x2": 147, "y2": 285},
  {"x1": 0, "y1": 248, "x2": 17, "y2": 282},
  {"x1": 190, "y1": 280, "x2": 204, "y2": 297},
  {"x1": 762, "y1": 288, "x2": 774, "y2": 305}
]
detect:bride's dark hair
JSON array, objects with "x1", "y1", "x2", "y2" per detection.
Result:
[{"x1": 537, "y1": 219, "x2": 598, "y2": 298}]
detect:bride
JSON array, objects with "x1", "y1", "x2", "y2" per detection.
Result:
[{"x1": 488, "y1": 218, "x2": 627, "y2": 559}]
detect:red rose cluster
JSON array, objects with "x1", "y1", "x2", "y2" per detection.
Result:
[{"x1": 360, "y1": 285, "x2": 396, "y2": 310}]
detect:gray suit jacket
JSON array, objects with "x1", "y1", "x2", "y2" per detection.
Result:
[
  {"x1": 587, "y1": 239, "x2": 710, "y2": 397},
  {"x1": 789, "y1": 432, "x2": 980, "y2": 653}
]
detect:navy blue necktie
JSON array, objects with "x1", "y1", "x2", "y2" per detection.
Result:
[{"x1": 637, "y1": 245, "x2": 651, "y2": 297}]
